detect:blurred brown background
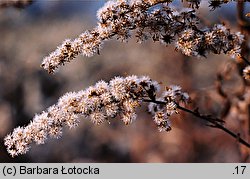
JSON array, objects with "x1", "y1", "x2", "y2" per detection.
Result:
[{"x1": 0, "y1": 0, "x2": 249, "y2": 162}]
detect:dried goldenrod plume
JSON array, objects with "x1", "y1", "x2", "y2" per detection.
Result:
[
  {"x1": 3, "y1": 0, "x2": 250, "y2": 160},
  {"x1": 4, "y1": 75, "x2": 189, "y2": 157},
  {"x1": 41, "y1": 0, "x2": 244, "y2": 74}
]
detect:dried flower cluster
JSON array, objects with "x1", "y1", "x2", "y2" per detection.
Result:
[
  {"x1": 243, "y1": 66, "x2": 250, "y2": 80},
  {"x1": 184, "y1": 0, "x2": 236, "y2": 10},
  {"x1": 4, "y1": 75, "x2": 189, "y2": 157},
  {"x1": 176, "y1": 25, "x2": 244, "y2": 58},
  {"x1": 208, "y1": 0, "x2": 232, "y2": 10},
  {"x1": 148, "y1": 85, "x2": 189, "y2": 131},
  {"x1": 41, "y1": 0, "x2": 244, "y2": 74}
]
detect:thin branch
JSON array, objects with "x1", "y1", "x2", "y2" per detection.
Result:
[
  {"x1": 176, "y1": 104, "x2": 250, "y2": 148},
  {"x1": 142, "y1": 98, "x2": 250, "y2": 148},
  {"x1": 240, "y1": 55, "x2": 250, "y2": 65}
]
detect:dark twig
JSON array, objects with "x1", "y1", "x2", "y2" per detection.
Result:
[
  {"x1": 176, "y1": 104, "x2": 250, "y2": 148},
  {"x1": 240, "y1": 55, "x2": 250, "y2": 66},
  {"x1": 142, "y1": 98, "x2": 250, "y2": 148}
]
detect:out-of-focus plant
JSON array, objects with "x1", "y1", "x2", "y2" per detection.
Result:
[{"x1": 0, "y1": 0, "x2": 33, "y2": 8}]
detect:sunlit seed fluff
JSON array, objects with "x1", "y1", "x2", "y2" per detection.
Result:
[
  {"x1": 153, "y1": 111, "x2": 171, "y2": 132},
  {"x1": 123, "y1": 99, "x2": 139, "y2": 112},
  {"x1": 153, "y1": 111, "x2": 165, "y2": 125},
  {"x1": 235, "y1": 32, "x2": 244, "y2": 43},
  {"x1": 170, "y1": 85, "x2": 181, "y2": 92},
  {"x1": 33, "y1": 129, "x2": 47, "y2": 145},
  {"x1": 8, "y1": 150, "x2": 18, "y2": 158},
  {"x1": 110, "y1": 76, "x2": 127, "y2": 100},
  {"x1": 95, "y1": 80, "x2": 109, "y2": 94},
  {"x1": 15, "y1": 141, "x2": 29, "y2": 154},
  {"x1": 158, "y1": 121, "x2": 172, "y2": 132},
  {"x1": 243, "y1": 66, "x2": 250, "y2": 80},
  {"x1": 204, "y1": 32, "x2": 215, "y2": 45},
  {"x1": 121, "y1": 112, "x2": 137, "y2": 125},
  {"x1": 33, "y1": 112, "x2": 51, "y2": 129},
  {"x1": 90, "y1": 111, "x2": 107, "y2": 125},
  {"x1": 48, "y1": 126, "x2": 63, "y2": 139},
  {"x1": 176, "y1": 40, "x2": 194, "y2": 56},
  {"x1": 162, "y1": 90, "x2": 175, "y2": 102},
  {"x1": 165, "y1": 101, "x2": 177, "y2": 115},
  {"x1": 23, "y1": 126, "x2": 34, "y2": 142},
  {"x1": 180, "y1": 29, "x2": 195, "y2": 40},
  {"x1": 47, "y1": 105, "x2": 65, "y2": 125},
  {"x1": 96, "y1": 1, "x2": 117, "y2": 21},
  {"x1": 105, "y1": 103, "x2": 119, "y2": 117},
  {"x1": 125, "y1": 75, "x2": 138, "y2": 83},
  {"x1": 64, "y1": 113, "x2": 80, "y2": 128},
  {"x1": 100, "y1": 92, "x2": 113, "y2": 105},
  {"x1": 86, "y1": 96, "x2": 102, "y2": 110},
  {"x1": 4, "y1": 134, "x2": 14, "y2": 149},
  {"x1": 12, "y1": 127, "x2": 25, "y2": 140}
]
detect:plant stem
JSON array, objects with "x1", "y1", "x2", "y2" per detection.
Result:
[
  {"x1": 142, "y1": 98, "x2": 250, "y2": 148},
  {"x1": 176, "y1": 104, "x2": 250, "y2": 148},
  {"x1": 241, "y1": 55, "x2": 250, "y2": 66}
]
